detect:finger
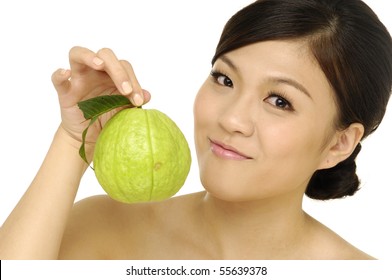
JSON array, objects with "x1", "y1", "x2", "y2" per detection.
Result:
[
  {"x1": 120, "y1": 60, "x2": 144, "y2": 106},
  {"x1": 95, "y1": 48, "x2": 131, "y2": 95},
  {"x1": 96, "y1": 48, "x2": 145, "y2": 106},
  {"x1": 68, "y1": 46, "x2": 104, "y2": 75},
  {"x1": 141, "y1": 89, "x2": 152, "y2": 105},
  {"x1": 51, "y1": 68, "x2": 71, "y2": 96}
]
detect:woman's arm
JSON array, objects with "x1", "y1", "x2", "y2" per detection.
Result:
[
  {"x1": 0, "y1": 126, "x2": 91, "y2": 259},
  {"x1": 0, "y1": 47, "x2": 150, "y2": 259}
]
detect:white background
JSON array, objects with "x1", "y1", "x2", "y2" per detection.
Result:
[{"x1": 0, "y1": 0, "x2": 390, "y2": 260}]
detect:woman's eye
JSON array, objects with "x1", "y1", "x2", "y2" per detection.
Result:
[
  {"x1": 265, "y1": 94, "x2": 293, "y2": 111},
  {"x1": 211, "y1": 71, "x2": 233, "y2": 87},
  {"x1": 217, "y1": 75, "x2": 233, "y2": 87}
]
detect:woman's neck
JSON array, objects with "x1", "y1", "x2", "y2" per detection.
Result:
[{"x1": 199, "y1": 191, "x2": 310, "y2": 259}]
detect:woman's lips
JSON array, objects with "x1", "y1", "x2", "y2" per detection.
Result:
[{"x1": 210, "y1": 139, "x2": 252, "y2": 160}]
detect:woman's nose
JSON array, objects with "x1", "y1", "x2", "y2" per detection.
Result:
[{"x1": 218, "y1": 97, "x2": 255, "y2": 136}]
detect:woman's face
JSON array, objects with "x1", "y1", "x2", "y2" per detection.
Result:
[{"x1": 194, "y1": 40, "x2": 339, "y2": 202}]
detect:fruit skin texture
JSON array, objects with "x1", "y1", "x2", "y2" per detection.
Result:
[{"x1": 93, "y1": 108, "x2": 191, "y2": 204}]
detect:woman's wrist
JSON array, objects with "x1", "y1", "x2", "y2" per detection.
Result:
[{"x1": 56, "y1": 125, "x2": 96, "y2": 164}]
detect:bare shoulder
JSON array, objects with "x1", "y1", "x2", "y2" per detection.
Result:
[
  {"x1": 59, "y1": 195, "x2": 128, "y2": 259},
  {"x1": 58, "y1": 192, "x2": 204, "y2": 259},
  {"x1": 305, "y1": 214, "x2": 376, "y2": 260}
]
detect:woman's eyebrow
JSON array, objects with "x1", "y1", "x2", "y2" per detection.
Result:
[
  {"x1": 219, "y1": 55, "x2": 239, "y2": 72},
  {"x1": 267, "y1": 77, "x2": 312, "y2": 100}
]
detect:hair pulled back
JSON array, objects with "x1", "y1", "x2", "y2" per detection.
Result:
[{"x1": 212, "y1": 0, "x2": 392, "y2": 200}]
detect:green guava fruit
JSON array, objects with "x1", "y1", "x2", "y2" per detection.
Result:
[{"x1": 93, "y1": 108, "x2": 191, "y2": 203}]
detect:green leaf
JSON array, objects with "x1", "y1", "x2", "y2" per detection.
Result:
[
  {"x1": 78, "y1": 95, "x2": 131, "y2": 120},
  {"x1": 77, "y1": 95, "x2": 132, "y2": 164}
]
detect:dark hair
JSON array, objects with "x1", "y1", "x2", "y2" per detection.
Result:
[{"x1": 212, "y1": 0, "x2": 392, "y2": 200}]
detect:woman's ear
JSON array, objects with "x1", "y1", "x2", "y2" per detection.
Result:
[{"x1": 318, "y1": 123, "x2": 364, "y2": 170}]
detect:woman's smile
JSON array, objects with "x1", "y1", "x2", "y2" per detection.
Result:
[{"x1": 209, "y1": 138, "x2": 252, "y2": 160}]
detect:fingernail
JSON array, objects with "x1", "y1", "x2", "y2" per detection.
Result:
[
  {"x1": 121, "y1": 81, "x2": 132, "y2": 95},
  {"x1": 60, "y1": 68, "x2": 68, "y2": 75},
  {"x1": 132, "y1": 92, "x2": 144, "y2": 107},
  {"x1": 93, "y1": 57, "x2": 104, "y2": 66}
]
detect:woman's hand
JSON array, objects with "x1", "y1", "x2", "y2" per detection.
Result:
[{"x1": 52, "y1": 46, "x2": 151, "y2": 151}]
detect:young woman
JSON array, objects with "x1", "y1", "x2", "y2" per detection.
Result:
[{"x1": 0, "y1": 0, "x2": 391, "y2": 259}]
